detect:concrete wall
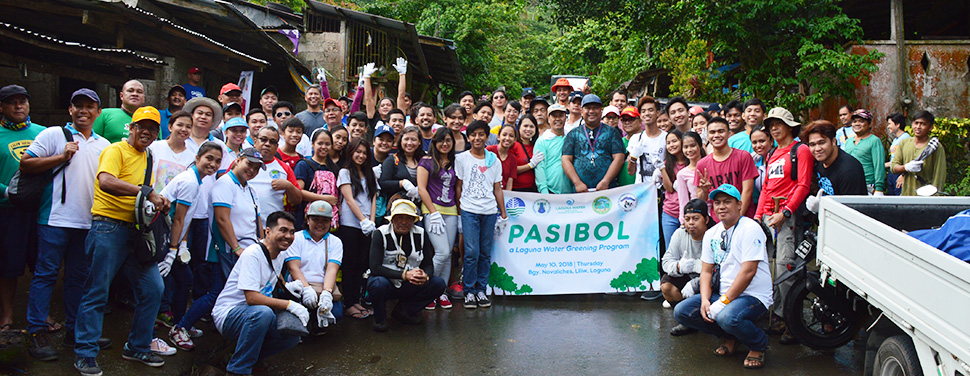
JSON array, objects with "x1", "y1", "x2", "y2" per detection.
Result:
[{"x1": 298, "y1": 21, "x2": 349, "y2": 101}]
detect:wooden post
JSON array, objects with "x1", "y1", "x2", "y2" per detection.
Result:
[{"x1": 891, "y1": 0, "x2": 909, "y2": 115}]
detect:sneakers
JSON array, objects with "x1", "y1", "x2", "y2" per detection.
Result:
[
  {"x1": 640, "y1": 291, "x2": 663, "y2": 300},
  {"x1": 74, "y1": 357, "x2": 102, "y2": 376},
  {"x1": 122, "y1": 343, "x2": 165, "y2": 367},
  {"x1": 62, "y1": 330, "x2": 112, "y2": 350},
  {"x1": 662, "y1": 300, "x2": 672, "y2": 309},
  {"x1": 155, "y1": 311, "x2": 175, "y2": 329},
  {"x1": 446, "y1": 282, "x2": 464, "y2": 300},
  {"x1": 425, "y1": 301, "x2": 437, "y2": 311},
  {"x1": 150, "y1": 337, "x2": 176, "y2": 356},
  {"x1": 476, "y1": 292, "x2": 491, "y2": 308},
  {"x1": 669, "y1": 324, "x2": 698, "y2": 336},
  {"x1": 438, "y1": 294, "x2": 453, "y2": 309},
  {"x1": 463, "y1": 293, "x2": 477, "y2": 309},
  {"x1": 28, "y1": 332, "x2": 58, "y2": 361},
  {"x1": 168, "y1": 326, "x2": 195, "y2": 351},
  {"x1": 187, "y1": 326, "x2": 204, "y2": 338}
]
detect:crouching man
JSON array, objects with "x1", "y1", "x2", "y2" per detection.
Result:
[
  {"x1": 366, "y1": 200, "x2": 445, "y2": 332},
  {"x1": 211, "y1": 211, "x2": 306, "y2": 376},
  {"x1": 280, "y1": 201, "x2": 344, "y2": 335},
  {"x1": 673, "y1": 184, "x2": 772, "y2": 369},
  {"x1": 661, "y1": 199, "x2": 711, "y2": 336}
]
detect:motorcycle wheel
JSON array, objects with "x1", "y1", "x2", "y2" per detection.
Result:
[{"x1": 783, "y1": 277, "x2": 861, "y2": 350}]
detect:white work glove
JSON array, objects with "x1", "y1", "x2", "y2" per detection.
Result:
[
  {"x1": 495, "y1": 216, "x2": 508, "y2": 234},
  {"x1": 692, "y1": 261, "x2": 703, "y2": 274},
  {"x1": 457, "y1": 218, "x2": 463, "y2": 234},
  {"x1": 805, "y1": 189, "x2": 824, "y2": 214},
  {"x1": 627, "y1": 143, "x2": 643, "y2": 158},
  {"x1": 652, "y1": 167, "x2": 663, "y2": 186},
  {"x1": 708, "y1": 300, "x2": 727, "y2": 320},
  {"x1": 357, "y1": 66, "x2": 366, "y2": 87},
  {"x1": 392, "y1": 57, "x2": 408, "y2": 75},
  {"x1": 750, "y1": 151, "x2": 762, "y2": 164},
  {"x1": 362, "y1": 63, "x2": 378, "y2": 79},
  {"x1": 284, "y1": 280, "x2": 304, "y2": 298},
  {"x1": 158, "y1": 249, "x2": 176, "y2": 278},
  {"x1": 681, "y1": 280, "x2": 696, "y2": 298},
  {"x1": 904, "y1": 160, "x2": 923, "y2": 173},
  {"x1": 402, "y1": 180, "x2": 419, "y2": 200},
  {"x1": 528, "y1": 152, "x2": 545, "y2": 169},
  {"x1": 301, "y1": 286, "x2": 318, "y2": 309},
  {"x1": 177, "y1": 241, "x2": 191, "y2": 264},
  {"x1": 677, "y1": 259, "x2": 695, "y2": 276},
  {"x1": 317, "y1": 291, "x2": 336, "y2": 328},
  {"x1": 360, "y1": 219, "x2": 376, "y2": 235},
  {"x1": 426, "y1": 212, "x2": 445, "y2": 235},
  {"x1": 285, "y1": 300, "x2": 310, "y2": 327},
  {"x1": 316, "y1": 67, "x2": 327, "y2": 83},
  {"x1": 653, "y1": 158, "x2": 666, "y2": 171},
  {"x1": 873, "y1": 191, "x2": 885, "y2": 196}
]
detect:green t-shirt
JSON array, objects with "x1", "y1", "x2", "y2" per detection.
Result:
[
  {"x1": 618, "y1": 137, "x2": 636, "y2": 186},
  {"x1": 0, "y1": 122, "x2": 45, "y2": 207},
  {"x1": 844, "y1": 134, "x2": 886, "y2": 192},
  {"x1": 92, "y1": 108, "x2": 133, "y2": 144}
]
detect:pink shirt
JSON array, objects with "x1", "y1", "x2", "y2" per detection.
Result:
[
  {"x1": 693, "y1": 148, "x2": 759, "y2": 221},
  {"x1": 675, "y1": 166, "x2": 697, "y2": 224},
  {"x1": 662, "y1": 163, "x2": 685, "y2": 218}
]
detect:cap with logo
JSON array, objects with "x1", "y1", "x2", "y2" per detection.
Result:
[
  {"x1": 709, "y1": 183, "x2": 742, "y2": 201},
  {"x1": 521, "y1": 88, "x2": 536, "y2": 99},
  {"x1": 224, "y1": 117, "x2": 248, "y2": 130},
  {"x1": 568, "y1": 91, "x2": 584, "y2": 103},
  {"x1": 306, "y1": 200, "x2": 334, "y2": 218},
  {"x1": 374, "y1": 123, "x2": 394, "y2": 139},
  {"x1": 220, "y1": 83, "x2": 242, "y2": 95},
  {"x1": 131, "y1": 106, "x2": 161, "y2": 126},
  {"x1": 240, "y1": 147, "x2": 267, "y2": 170},
  {"x1": 547, "y1": 104, "x2": 568, "y2": 115},
  {"x1": 223, "y1": 102, "x2": 242, "y2": 113},
  {"x1": 188, "y1": 67, "x2": 201, "y2": 74},
  {"x1": 620, "y1": 106, "x2": 640, "y2": 119},
  {"x1": 260, "y1": 86, "x2": 278, "y2": 97}
]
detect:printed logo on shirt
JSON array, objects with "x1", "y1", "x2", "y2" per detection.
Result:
[
  {"x1": 767, "y1": 158, "x2": 786, "y2": 179},
  {"x1": 466, "y1": 163, "x2": 491, "y2": 199},
  {"x1": 817, "y1": 173, "x2": 834, "y2": 195},
  {"x1": 259, "y1": 280, "x2": 274, "y2": 297},
  {"x1": 7, "y1": 140, "x2": 32, "y2": 162},
  {"x1": 269, "y1": 169, "x2": 283, "y2": 180}
]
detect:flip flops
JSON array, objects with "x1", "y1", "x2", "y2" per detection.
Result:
[{"x1": 744, "y1": 352, "x2": 766, "y2": 369}]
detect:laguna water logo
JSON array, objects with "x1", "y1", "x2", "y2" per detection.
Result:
[
  {"x1": 506, "y1": 197, "x2": 526, "y2": 217},
  {"x1": 592, "y1": 196, "x2": 612, "y2": 214},
  {"x1": 618, "y1": 193, "x2": 638, "y2": 212}
]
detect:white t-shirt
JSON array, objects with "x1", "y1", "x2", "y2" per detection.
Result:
[
  {"x1": 148, "y1": 141, "x2": 195, "y2": 193},
  {"x1": 454, "y1": 151, "x2": 502, "y2": 215},
  {"x1": 564, "y1": 118, "x2": 583, "y2": 135},
  {"x1": 211, "y1": 171, "x2": 261, "y2": 248},
  {"x1": 213, "y1": 243, "x2": 284, "y2": 332},
  {"x1": 700, "y1": 216, "x2": 773, "y2": 309},
  {"x1": 248, "y1": 158, "x2": 291, "y2": 224},
  {"x1": 280, "y1": 230, "x2": 344, "y2": 284},
  {"x1": 185, "y1": 136, "x2": 233, "y2": 219},
  {"x1": 337, "y1": 168, "x2": 373, "y2": 229},
  {"x1": 160, "y1": 166, "x2": 204, "y2": 243},
  {"x1": 627, "y1": 130, "x2": 667, "y2": 185},
  {"x1": 25, "y1": 125, "x2": 110, "y2": 229}
]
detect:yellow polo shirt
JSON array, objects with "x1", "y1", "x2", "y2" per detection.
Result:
[{"x1": 91, "y1": 141, "x2": 153, "y2": 222}]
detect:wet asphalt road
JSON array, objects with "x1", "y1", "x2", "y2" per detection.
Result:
[{"x1": 3, "y1": 289, "x2": 864, "y2": 375}]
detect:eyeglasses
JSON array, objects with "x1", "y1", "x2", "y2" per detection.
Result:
[
  {"x1": 493, "y1": 96, "x2": 506, "y2": 100},
  {"x1": 275, "y1": 111, "x2": 291, "y2": 117},
  {"x1": 257, "y1": 137, "x2": 279, "y2": 144},
  {"x1": 324, "y1": 108, "x2": 342, "y2": 114}
]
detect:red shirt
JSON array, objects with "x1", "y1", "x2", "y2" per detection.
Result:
[
  {"x1": 694, "y1": 148, "x2": 760, "y2": 220},
  {"x1": 277, "y1": 148, "x2": 302, "y2": 171},
  {"x1": 511, "y1": 142, "x2": 536, "y2": 190},
  {"x1": 755, "y1": 142, "x2": 814, "y2": 218},
  {"x1": 486, "y1": 144, "x2": 522, "y2": 189}
]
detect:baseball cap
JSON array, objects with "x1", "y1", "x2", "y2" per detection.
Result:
[
  {"x1": 374, "y1": 123, "x2": 394, "y2": 139},
  {"x1": 602, "y1": 105, "x2": 620, "y2": 118},
  {"x1": 306, "y1": 200, "x2": 334, "y2": 218},
  {"x1": 220, "y1": 83, "x2": 242, "y2": 95},
  {"x1": 529, "y1": 97, "x2": 549, "y2": 112},
  {"x1": 709, "y1": 183, "x2": 742, "y2": 201},
  {"x1": 689, "y1": 105, "x2": 704, "y2": 116},
  {"x1": 70, "y1": 88, "x2": 100, "y2": 107},
  {"x1": 188, "y1": 67, "x2": 201, "y2": 74},
  {"x1": 551, "y1": 77, "x2": 572, "y2": 92},
  {"x1": 569, "y1": 91, "x2": 584, "y2": 103},
  {"x1": 223, "y1": 102, "x2": 242, "y2": 113},
  {"x1": 708, "y1": 103, "x2": 722, "y2": 112},
  {"x1": 239, "y1": 147, "x2": 267, "y2": 170},
  {"x1": 131, "y1": 106, "x2": 161, "y2": 126},
  {"x1": 581, "y1": 94, "x2": 602, "y2": 107},
  {"x1": 167, "y1": 85, "x2": 186, "y2": 98},
  {"x1": 323, "y1": 97, "x2": 342, "y2": 109},
  {"x1": 385, "y1": 199, "x2": 421, "y2": 221},
  {"x1": 260, "y1": 86, "x2": 278, "y2": 97},
  {"x1": 521, "y1": 88, "x2": 536, "y2": 99},
  {"x1": 851, "y1": 109, "x2": 873, "y2": 123},
  {"x1": 224, "y1": 117, "x2": 247, "y2": 130},
  {"x1": 0, "y1": 85, "x2": 29, "y2": 102},
  {"x1": 547, "y1": 104, "x2": 568, "y2": 115},
  {"x1": 620, "y1": 106, "x2": 640, "y2": 119},
  {"x1": 764, "y1": 107, "x2": 801, "y2": 128}
]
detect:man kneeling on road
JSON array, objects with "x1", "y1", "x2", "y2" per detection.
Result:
[
  {"x1": 366, "y1": 200, "x2": 445, "y2": 332},
  {"x1": 661, "y1": 199, "x2": 711, "y2": 337},
  {"x1": 673, "y1": 184, "x2": 772, "y2": 369},
  {"x1": 211, "y1": 211, "x2": 304, "y2": 376}
]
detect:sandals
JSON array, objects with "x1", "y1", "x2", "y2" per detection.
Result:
[
  {"x1": 714, "y1": 343, "x2": 737, "y2": 357},
  {"x1": 45, "y1": 321, "x2": 63, "y2": 333},
  {"x1": 344, "y1": 305, "x2": 372, "y2": 319},
  {"x1": 0, "y1": 323, "x2": 11, "y2": 332},
  {"x1": 744, "y1": 351, "x2": 766, "y2": 369}
]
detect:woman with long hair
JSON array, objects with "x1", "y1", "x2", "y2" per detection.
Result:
[
  {"x1": 443, "y1": 104, "x2": 469, "y2": 153},
  {"x1": 336, "y1": 137, "x2": 378, "y2": 320},
  {"x1": 379, "y1": 126, "x2": 426, "y2": 214},
  {"x1": 660, "y1": 129, "x2": 687, "y2": 247},
  {"x1": 749, "y1": 125, "x2": 773, "y2": 211},
  {"x1": 486, "y1": 124, "x2": 525, "y2": 189},
  {"x1": 295, "y1": 129, "x2": 341, "y2": 228},
  {"x1": 512, "y1": 114, "x2": 541, "y2": 192},
  {"x1": 675, "y1": 131, "x2": 708, "y2": 225},
  {"x1": 417, "y1": 128, "x2": 460, "y2": 309},
  {"x1": 328, "y1": 125, "x2": 349, "y2": 170}
]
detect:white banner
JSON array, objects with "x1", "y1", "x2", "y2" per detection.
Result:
[
  {"x1": 237, "y1": 71, "x2": 254, "y2": 113},
  {"x1": 490, "y1": 184, "x2": 661, "y2": 295}
]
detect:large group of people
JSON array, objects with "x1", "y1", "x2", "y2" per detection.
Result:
[{"x1": 0, "y1": 59, "x2": 949, "y2": 374}]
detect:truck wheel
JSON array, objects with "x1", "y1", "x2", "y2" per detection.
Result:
[
  {"x1": 783, "y1": 278, "x2": 859, "y2": 350},
  {"x1": 873, "y1": 335, "x2": 922, "y2": 376}
]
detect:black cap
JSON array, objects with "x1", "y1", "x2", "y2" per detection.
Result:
[
  {"x1": 529, "y1": 96, "x2": 549, "y2": 112},
  {"x1": 223, "y1": 102, "x2": 242, "y2": 113},
  {"x1": 521, "y1": 88, "x2": 536, "y2": 98},
  {"x1": 167, "y1": 85, "x2": 187, "y2": 97},
  {"x1": 0, "y1": 85, "x2": 29, "y2": 102},
  {"x1": 260, "y1": 86, "x2": 278, "y2": 97},
  {"x1": 240, "y1": 147, "x2": 267, "y2": 170}
]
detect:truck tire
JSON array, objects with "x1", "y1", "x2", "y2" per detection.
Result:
[
  {"x1": 873, "y1": 335, "x2": 922, "y2": 376},
  {"x1": 783, "y1": 278, "x2": 859, "y2": 350}
]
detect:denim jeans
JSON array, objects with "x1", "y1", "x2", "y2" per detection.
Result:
[
  {"x1": 661, "y1": 212, "x2": 680, "y2": 253},
  {"x1": 461, "y1": 212, "x2": 497, "y2": 295},
  {"x1": 366, "y1": 276, "x2": 446, "y2": 323},
  {"x1": 425, "y1": 214, "x2": 459, "y2": 283},
  {"x1": 674, "y1": 294, "x2": 769, "y2": 352},
  {"x1": 220, "y1": 305, "x2": 301, "y2": 374},
  {"x1": 27, "y1": 225, "x2": 89, "y2": 334},
  {"x1": 74, "y1": 220, "x2": 164, "y2": 358},
  {"x1": 160, "y1": 261, "x2": 193, "y2": 322},
  {"x1": 178, "y1": 250, "x2": 236, "y2": 330}
]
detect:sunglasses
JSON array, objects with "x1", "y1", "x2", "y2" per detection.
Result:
[
  {"x1": 493, "y1": 96, "x2": 506, "y2": 100},
  {"x1": 275, "y1": 111, "x2": 292, "y2": 117},
  {"x1": 257, "y1": 137, "x2": 279, "y2": 144}
]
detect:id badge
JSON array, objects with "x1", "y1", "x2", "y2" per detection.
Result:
[{"x1": 396, "y1": 254, "x2": 407, "y2": 268}]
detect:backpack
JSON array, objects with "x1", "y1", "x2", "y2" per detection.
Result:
[{"x1": 7, "y1": 127, "x2": 74, "y2": 210}]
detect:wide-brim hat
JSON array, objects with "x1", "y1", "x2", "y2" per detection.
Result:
[
  {"x1": 183, "y1": 97, "x2": 223, "y2": 127},
  {"x1": 384, "y1": 199, "x2": 422, "y2": 222}
]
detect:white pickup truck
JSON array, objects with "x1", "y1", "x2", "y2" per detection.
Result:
[{"x1": 801, "y1": 196, "x2": 970, "y2": 376}]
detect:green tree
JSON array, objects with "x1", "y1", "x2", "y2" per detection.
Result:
[
  {"x1": 516, "y1": 285, "x2": 533, "y2": 295},
  {"x1": 634, "y1": 258, "x2": 660, "y2": 291},
  {"x1": 488, "y1": 262, "x2": 519, "y2": 295}
]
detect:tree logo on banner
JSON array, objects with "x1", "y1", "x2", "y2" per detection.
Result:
[
  {"x1": 506, "y1": 197, "x2": 526, "y2": 217},
  {"x1": 609, "y1": 258, "x2": 660, "y2": 292},
  {"x1": 488, "y1": 263, "x2": 533, "y2": 295},
  {"x1": 592, "y1": 196, "x2": 612, "y2": 214}
]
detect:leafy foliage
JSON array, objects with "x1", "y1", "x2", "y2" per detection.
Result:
[
  {"x1": 932, "y1": 117, "x2": 970, "y2": 195},
  {"x1": 610, "y1": 258, "x2": 659, "y2": 292},
  {"x1": 658, "y1": 39, "x2": 727, "y2": 102}
]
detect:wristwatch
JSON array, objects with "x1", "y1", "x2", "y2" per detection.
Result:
[
  {"x1": 719, "y1": 295, "x2": 732, "y2": 305},
  {"x1": 782, "y1": 209, "x2": 792, "y2": 218}
]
